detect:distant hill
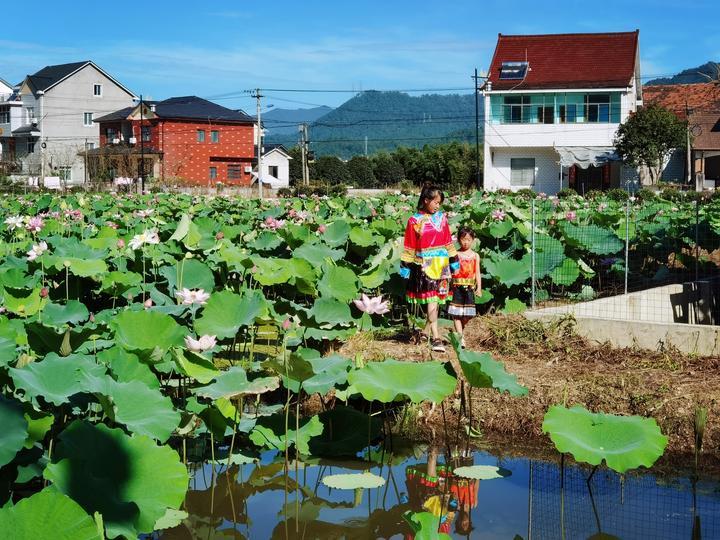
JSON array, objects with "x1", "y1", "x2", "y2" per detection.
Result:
[
  {"x1": 262, "y1": 106, "x2": 333, "y2": 136},
  {"x1": 267, "y1": 91, "x2": 481, "y2": 158},
  {"x1": 646, "y1": 61, "x2": 719, "y2": 85}
]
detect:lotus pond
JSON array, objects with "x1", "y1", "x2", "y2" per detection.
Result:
[{"x1": 0, "y1": 191, "x2": 714, "y2": 539}]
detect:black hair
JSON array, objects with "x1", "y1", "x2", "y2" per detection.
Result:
[
  {"x1": 457, "y1": 226, "x2": 476, "y2": 240},
  {"x1": 416, "y1": 184, "x2": 445, "y2": 211}
]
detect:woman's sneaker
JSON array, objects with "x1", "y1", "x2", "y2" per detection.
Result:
[{"x1": 431, "y1": 339, "x2": 446, "y2": 353}]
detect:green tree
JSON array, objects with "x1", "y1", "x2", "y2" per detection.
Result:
[
  {"x1": 287, "y1": 146, "x2": 303, "y2": 185},
  {"x1": 346, "y1": 156, "x2": 377, "y2": 187},
  {"x1": 371, "y1": 153, "x2": 405, "y2": 186},
  {"x1": 310, "y1": 156, "x2": 350, "y2": 186},
  {"x1": 614, "y1": 104, "x2": 687, "y2": 185}
]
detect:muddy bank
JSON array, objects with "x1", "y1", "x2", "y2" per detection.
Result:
[{"x1": 338, "y1": 315, "x2": 720, "y2": 459}]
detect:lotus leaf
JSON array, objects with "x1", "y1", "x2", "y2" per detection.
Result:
[
  {"x1": 0, "y1": 396, "x2": 28, "y2": 467},
  {"x1": 449, "y1": 334, "x2": 527, "y2": 396},
  {"x1": 484, "y1": 255, "x2": 531, "y2": 287},
  {"x1": 44, "y1": 421, "x2": 188, "y2": 539},
  {"x1": 550, "y1": 258, "x2": 580, "y2": 286},
  {"x1": 488, "y1": 219, "x2": 514, "y2": 239},
  {"x1": 321, "y1": 472, "x2": 385, "y2": 489},
  {"x1": 561, "y1": 223, "x2": 623, "y2": 255},
  {"x1": 286, "y1": 258, "x2": 318, "y2": 295},
  {"x1": 349, "y1": 226, "x2": 379, "y2": 247},
  {"x1": 304, "y1": 354, "x2": 353, "y2": 395},
  {"x1": 294, "y1": 243, "x2": 345, "y2": 267},
  {"x1": 323, "y1": 220, "x2": 351, "y2": 247},
  {"x1": 500, "y1": 298, "x2": 526, "y2": 314},
  {"x1": 160, "y1": 258, "x2": 215, "y2": 293},
  {"x1": 347, "y1": 359, "x2": 456, "y2": 403},
  {"x1": 0, "y1": 488, "x2": 102, "y2": 540},
  {"x1": 196, "y1": 366, "x2": 280, "y2": 400},
  {"x1": 98, "y1": 346, "x2": 159, "y2": 389},
  {"x1": 453, "y1": 465, "x2": 511, "y2": 480},
  {"x1": 173, "y1": 348, "x2": 220, "y2": 384},
  {"x1": 403, "y1": 511, "x2": 452, "y2": 540},
  {"x1": 309, "y1": 406, "x2": 381, "y2": 457},
  {"x1": 58, "y1": 258, "x2": 108, "y2": 278},
  {"x1": 251, "y1": 231, "x2": 283, "y2": 251},
  {"x1": 252, "y1": 257, "x2": 293, "y2": 285},
  {"x1": 317, "y1": 264, "x2": 359, "y2": 303},
  {"x1": 23, "y1": 408, "x2": 54, "y2": 449},
  {"x1": 249, "y1": 413, "x2": 323, "y2": 455},
  {"x1": 9, "y1": 353, "x2": 106, "y2": 406},
  {"x1": 112, "y1": 309, "x2": 186, "y2": 353},
  {"x1": 42, "y1": 300, "x2": 90, "y2": 327},
  {"x1": 310, "y1": 297, "x2": 353, "y2": 325},
  {"x1": 542, "y1": 405, "x2": 668, "y2": 473},
  {"x1": 194, "y1": 289, "x2": 269, "y2": 340},
  {"x1": 3, "y1": 288, "x2": 45, "y2": 317},
  {"x1": 534, "y1": 234, "x2": 565, "y2": 278}
]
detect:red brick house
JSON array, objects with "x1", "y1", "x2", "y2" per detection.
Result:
[
  {"x1": 90, "y1": 96, "x2": 256, "y2": 186},
  {"x1": 643, "y1": 82, "x2": 720, "y2": 186}
]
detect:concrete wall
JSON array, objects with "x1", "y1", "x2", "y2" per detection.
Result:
[
  {"x1": 485, "y1": 146, "x2": 562, "y2": 194},
  {"x1": 261, "y1": 150, "x2": 290, "y2": 187}
]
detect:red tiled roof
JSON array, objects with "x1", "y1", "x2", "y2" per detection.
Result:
[
  {"x1": 487, "y1": 31, "x2": 639, "y2": 91},
  {"x1": 643, "y1": 82, "x2": 720, "y2": 117},
  {"x1": 643, "y1": 83, "x2": 720, "y2": 150}
]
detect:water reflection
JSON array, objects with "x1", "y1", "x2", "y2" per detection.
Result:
[{"x1": 157, "y1": 443, "x2": 720, "y2": 540}]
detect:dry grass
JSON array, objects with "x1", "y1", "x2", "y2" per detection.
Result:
[{"x1": 339, "y1": 314, "x2": 720, "y2": 459}]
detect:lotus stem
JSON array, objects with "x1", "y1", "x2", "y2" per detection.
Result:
[
  {"x1": 694, "y1": 406, "x2": 708, "y2": 472},
  {"x1": 226, "y1": 400, "x2": 240, "y2": 470}
]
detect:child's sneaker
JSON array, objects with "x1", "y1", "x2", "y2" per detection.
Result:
[{"x1": 431, "y1": 339, "x2": 446, "y2": 353}]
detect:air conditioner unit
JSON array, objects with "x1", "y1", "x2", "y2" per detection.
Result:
[
  {"x1": 112, "y1": 138, "x2": 120, "y2": 144},
  {"x1": 128, "y1": 137, "x2": 137, "y2": 144},
  {"x1": 244, "y1": 166, "x2": 252, "y2": 173}
]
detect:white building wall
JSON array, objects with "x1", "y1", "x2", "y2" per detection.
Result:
[
  {"x1": 261, "y1": 150, "x2": 290, "y2": 187},
  {"x1": 486, "y1": 147, "x2": 562, "y2": 194}
]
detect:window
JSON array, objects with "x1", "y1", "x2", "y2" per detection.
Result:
[
  {"x1": 209, "y1": 167, "x2": 217, "y2": 180},
  {"x1": 0, "y1": 107, "x2": 9, "y2": 124},
  {"x1": 503, "y1": 96, "x2": 530, "y2": 123},
  {"x1": 510, "y1": 158, "x2": 535, "y2": 186},
  {"x1": 93, "y1": 84, "x2": 102, "y2": 96},
  {"x1": 559, "y1": 104, "x2": 577, "y2": 123},
  {"x1": 227, "y1": 164, "x2": 242, "y2": 179},
  {"x1": 537, "y1": 106, "x2": 554, "y2": 124},
  {"x1": 27, "y1": 140, "x2": 36, "y2": 154},
  {"x1": 26, "y1": 107, "x2": 35, "y2": 123},
  {"x1": 585, "y1": 94, "x2": 610, "y2": 123},
  {"x1": 499, "y1": 61, "x2": 529, "y2": 80},
  {"x1": 268, "y1": 165, "x2": 279, "y2": 177},
  {"x1": 58, "y1": 167, "x2": 72, "y2": 181},
  {"x1": 141, "y1": 126, "x2": 151, "y2": 142},
  {"x1": 210, "y1": 130, "x2": 219, "y2": 143},
  {"x1": 85, "y1": 142, "x2": 95, "y2": 150},
  {"x1": 106, "y1": 127, "x2": 117, "y2": 141},
  {"x1": 83, "y1": 112, "x2": 93, "y2": 127},
  {"x1": 197, "y1": 130, "x2": 205, "y2": 143}
]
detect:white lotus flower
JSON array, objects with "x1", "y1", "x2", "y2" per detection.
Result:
[
  {"x1": 175, "y1": 288, "x2": 211, "y2": 305},
  {"x1": 185, "y1": 334, "x2": 217, "y2": 352},
  {"x1": 26, "y1": 241, "x2": 48, "y2": 261},
  {"x1": 129, "y1": 228, "x2": 161, "y2": 250},
  {"x1": 353, "y1": 293, "x2": 390, "y2": 315},
  {"x1": 4, "y1": 215, "x2": 24, "y2": 230}
]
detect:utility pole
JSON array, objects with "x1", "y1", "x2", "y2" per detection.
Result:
[
  {"x1": 299, "y1": 123, "x2": 308, "y2": 186},
  {"x1": 472, "y1": 68, "x2": 483, "y2": 191},
  {"x1": 139, "y1": 94, "x2": 145, "y2": 194},
  {"x1": 364, "y1": 135, "x2": 368, "y2": 157},
  {"x1": 84, "y1": 137, "x2": 88, "y2": 187},
  {"x1": 253, "y1": 89, "x2": 264, "y2": 199},
  {"x1": 686, "y1": 100, "x2": 694, "y2": 190}
]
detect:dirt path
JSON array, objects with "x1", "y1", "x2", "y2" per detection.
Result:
[{"x1": 339, "y1": 315, "x2": 720, "y2": 459}]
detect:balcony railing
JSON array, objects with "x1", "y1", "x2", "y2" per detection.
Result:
[{"x1": 494, "y1": 103, "x2": 621, "y2": 125}]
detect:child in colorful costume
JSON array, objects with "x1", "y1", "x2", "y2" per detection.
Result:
[
  {"x1": 400, "y1": 185, "x2": 459, "y2": 352},
  {"x1": 448, "y1": 226, "x2": 482, "y2": 348}
]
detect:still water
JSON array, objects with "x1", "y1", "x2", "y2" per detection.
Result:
[{"x1": 158, "y1": 443, "x2": 720, "y2": 540}]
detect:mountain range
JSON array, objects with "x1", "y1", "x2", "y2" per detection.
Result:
[{"x1": 646, "y1": 61, "x2": 719, "y2": 85}]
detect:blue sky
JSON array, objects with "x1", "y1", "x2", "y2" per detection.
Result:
[{"x1": 2, "y1": 0, "x2": 719, "y2": 110}]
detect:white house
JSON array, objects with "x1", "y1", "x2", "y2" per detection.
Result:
[
  {"x1": 256, "y1": 143, "x2": 292, "y2": 188},
  {"x1": 483, "y1": 31, "x2": 642, "y2": 195},
  {"x1": 1, "y1": 61, "x2": 136, "y2": 185}
]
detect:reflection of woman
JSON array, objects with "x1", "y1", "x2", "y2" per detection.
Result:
[{"x1": 403, "y1": 446, "x2": 479, "y2": 537}]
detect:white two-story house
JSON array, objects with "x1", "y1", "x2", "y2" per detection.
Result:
[
  {"x1": 483, "y1": 31, "x2": 642, "y2": 195},
  {"x1": 1, "y1": 61, "x2": 135, "y2": 184}
]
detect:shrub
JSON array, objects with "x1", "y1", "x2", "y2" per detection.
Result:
[
  {"x1": 660, "y1": 187, "x2": 682, "y2": 202},
  {"x1": 636, "y1": 188, "x2": 657, "y2": 202},
  {"x1": 515, "y1": 188, "x2": 536, "y2": 199},
  {"x1": 557, "y1": 188, "x2": 577, "y2": 199},
  {"x1": 585, "y1": 190, "x2": 604, "y2": 200},
  {"x1": 606, "y1": 188, "x2": 630, "y2": 202},
  {"x1": 276, "y1": 187, "x2": 293, "y2": 198}
]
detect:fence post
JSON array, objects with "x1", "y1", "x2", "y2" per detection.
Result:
[
  {"x1": 531, "y1": 197, "x2": 536, "y2": 309},
  {"x1": 624, "y1": 198, "x2": 630, "y2": 295}
]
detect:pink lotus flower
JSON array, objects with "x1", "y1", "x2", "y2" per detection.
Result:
[
  {"x1": 25, "y1": 216, "x2": 44, "y2": 233},
  {"x1": 27, "y1": 241, "x2": 48, "y2": 261},
  {"x1": 185, "y1": 334, "x2": 217, "y2": 352},
  {"x1": 39, "y1": 287, "x2": 49, "y2": 298},
  {"x1": 282, "y1": 318, "x2": 291, "y2": 331},
  {"x1": 353, "y1": 293, "x2": 390, "y2": 315},
  {"x1": 491, "y1": 209, "x2": 506, "y2": 221},
  {"x1": 318, "y1": 224, "x2": 326, "y2": 234},
  {"x1": 565, "y1": 211, "x2": 577, "y2": 222},
  {"x1": 144, "y1": 298, "x2": 153, "y2": 309},
  {"x1": 117, "y1": 239, "x2": 126, "y2": 249},
  {"x1": 175, "y1": 288, "x2": 211, "y2": 306}
]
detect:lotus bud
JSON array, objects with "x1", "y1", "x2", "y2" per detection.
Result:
[
  {"x1": 215, "y1": 231, "x2": 224, "y2": 240},
  {"x1": 144, "y1": 298, "x2": 153, "y2": 308},
  {"x1": 318, "y1": 224, "x2": 326, "y2": 234},
  {"x1": 117, "y1": 239, "x2": 126, "y2": 249},
  {"x1": 282, "y1": 318, "x2": 291, "y2": 331},
  {"x1": 39, "y1": 287, "x2": 49, "y2": 298}
]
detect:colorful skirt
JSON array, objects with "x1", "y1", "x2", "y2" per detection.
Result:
[
  {"x1": 406, "y1": 263, "x2": 452, "y2": 304},
  {"x1": 448, "y1": 285, "x2": 476, "y2": 319}
]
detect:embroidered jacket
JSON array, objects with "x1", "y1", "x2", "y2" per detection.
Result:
[
  {"x1": 400, "y1": 211, "x2": 459, "y2": 279},
  {"x1": 452, "y1": 252, "x2": 478, "y2": 286}
]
